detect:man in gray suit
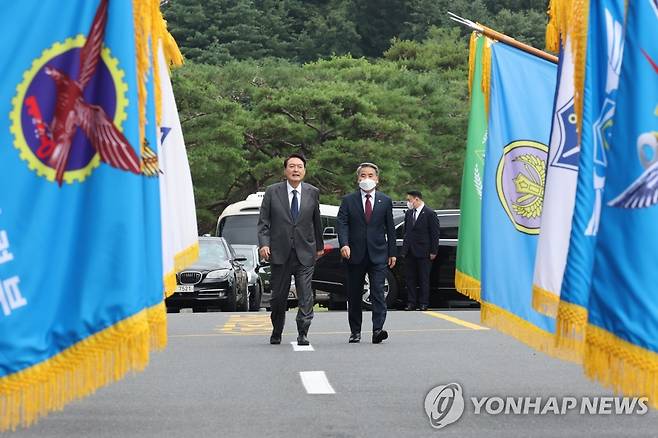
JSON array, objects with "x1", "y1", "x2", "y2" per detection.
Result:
[{"x1": 258, "y1": 153, "x2": 324, "y2": 346}]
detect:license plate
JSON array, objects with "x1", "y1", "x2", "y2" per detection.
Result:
[{"x1": 175, "y1": 285, "x2": 194, "y2": 293}]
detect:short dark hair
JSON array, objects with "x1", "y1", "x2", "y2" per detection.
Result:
[
  {"x1": 406, "y1": 190, "x2": 423, "y2": 199},
  {"x1": 284, "y1": 153, "x2": 307, "y2": 168}
]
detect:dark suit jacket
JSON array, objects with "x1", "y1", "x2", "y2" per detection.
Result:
[
  {"x1": 402, "y1": 205, "x2": 440, "y2": 258},
  {"x1": 257, "y1": 181, "x2": 323, "y2": 266},
  {"x1": 336, "y1": 190, "x2": 396, "y2": 265}
]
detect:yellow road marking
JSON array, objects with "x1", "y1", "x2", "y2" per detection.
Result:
[
  {"x1": 422, "y1": 311, "x2": 489, "y2": 330},
  {"x1": 217, "y1": 314, "x2": 271, "y2": 333}
]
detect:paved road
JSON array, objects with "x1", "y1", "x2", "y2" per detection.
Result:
[{"x1": 6, "y1": 310, "x2": 657, "y2": 438}]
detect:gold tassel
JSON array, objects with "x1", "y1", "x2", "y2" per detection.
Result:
[
  {"x1": 584, "y1": 324, "x2": 658, "y2": 409},
  {"x1": 0, "y1": 303, "x2": 165, "y2": 431},
  {"x1": 572, "y1": 0, "x2": 589, "y2": 139},
  {"x1": 468, "y1": 32, "x2": 478, "y2": 97},
  {"x1": 481, "y1": 301, "x2": 580, "y2": 363},
  {"x1": 146, "y1": 302, "x2": 168, "y2": 351},
  {"x1": 481, "y1": 38, "x2": 493, "y2": 117},
  {"x1": 531, "y1": 284, "x2": 560, "y2": 317},
  {"x1": 454, "y1": 270, "x2": 481, "y2": 303},
  {"x1": 554, "y1": 299, "x2": 588, "y2": 360}
]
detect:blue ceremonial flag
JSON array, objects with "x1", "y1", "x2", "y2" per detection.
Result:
[
  {"x1": 0, "y1": 0, "x2": 167, "y2": 430},
  {"x1": 557, "y1": 0, "x2": 625, "y2": 354},
  {"x1": 480, "y1": 42, "x2": 572, "y2": 358},
  {"x1": 584, "y1": 0, "x2": 658, "y2": 408}
]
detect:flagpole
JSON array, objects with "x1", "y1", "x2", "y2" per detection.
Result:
[{"x1": 448, "y1": 12, "x2": 558, "y2": 64}]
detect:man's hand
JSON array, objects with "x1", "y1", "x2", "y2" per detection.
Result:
[
  {"x1": 340, "y1": 245, "x2": 351, "y2": 259},
  {"x1": 316, "y1": 249, "x2": 325, "y2": 259},
  {"x1": 430, "y1": 253, "x2": 437, "y2": 261},
  {"x1": 388, "y1": 256, "x2": 396, "y2": 269},
  {"x1": 259, "y1": 246, "x2": 271, "y2": 261}
]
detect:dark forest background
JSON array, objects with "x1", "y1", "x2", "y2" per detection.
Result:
[{"x1": 163, "y1": 0, "x2": 549, "y2": 232}]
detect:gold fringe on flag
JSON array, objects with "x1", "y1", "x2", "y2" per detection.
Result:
[
  {"x1": 554, "y1": 299, "x2": 588, "y2": 360},
  {"x1": 570, "y1": 0, "x2": 589, "y2": 137},
  {"x1": 544, "y1": 0, "x2": 588, "y2": 137},
  {"x1": 481, "y1": 301, "x2": 580, "y2": 363},
  {"x1": 174, "y1": 242, "x2": 200, "y2": 274},
  {"x1": 481, "y1": 38, "x2": 493, "y2": 116},
  {"x1": 146, "y1": 301, "x2": 168, "y2": 350},
  {"x1": 0, "y1": 302, "x2": 167, "y2": 432},
  {"x1": 584, "y1": 324, "x2": 658, "y2": 409},
  {"x1": 531, "y1": 283, "x2": 560, "y2": 317},
  {"x1": 468, "y1": 32, "x2": 478, "y2": 97},
  {"x1": 454, "y1": 269, "x2": 481, "y2": 303}
]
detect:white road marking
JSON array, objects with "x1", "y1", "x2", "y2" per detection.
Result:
[
  {"x1": 299, "y1": 371, "x2": 335, "y2": 394},
  {"x1": 291, "y1": 341, "x2": 314, "y2": 352}
]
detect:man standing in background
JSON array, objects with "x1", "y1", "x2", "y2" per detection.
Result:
[
  {"x1": 337, "y1": 162, "x2": 396, "y2": 344},
  {"x1": 401, "y1": 190, "x2": 440, "y2": 311},
  {"x1": 257, "y1": 153, "x2": 324, "y2": 346}
]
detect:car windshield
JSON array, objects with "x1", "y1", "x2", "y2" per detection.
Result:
[
  {"x1": 199, "y1": 240, "x2": 229, "y2": 263},
  {"x1": 233, "y1": 247, "x2": 255, "y2": 269},
  {"x1": 219, "y1": 215, "x2": 259, "y2": 246}
]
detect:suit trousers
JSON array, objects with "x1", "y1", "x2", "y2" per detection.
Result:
[
  {"x1": 346, "y1": 252, "x2": 387, "y2": 334},
  {"x1": 405, "y1": 255, "x2": 432, "y2": 307},
  {"x1": 269, "y1": 249, "x2": 314, "y2": 336}
]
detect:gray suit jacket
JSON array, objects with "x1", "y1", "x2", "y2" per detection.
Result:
[{"x1": 257, "y1": 181, "x2": 324, "y2": 267}]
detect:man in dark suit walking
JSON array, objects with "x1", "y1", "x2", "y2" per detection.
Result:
[
  {"x1": 401, "y1": 190, "x2": 440, "y2": 311},
  {"x1": 336, "y1": 162, "x2": 396, "y2": 344},
  {"x1": 257, "y1": 153, "x2": 324, "y2": 346}
]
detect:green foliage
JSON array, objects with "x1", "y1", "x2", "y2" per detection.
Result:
[{"x1": 164, "y1": 0, "x2": 551, "y2": 232}]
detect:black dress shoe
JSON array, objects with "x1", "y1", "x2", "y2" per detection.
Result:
[
  {"x1": 297, "y1": 334, "x2": 309, "y2": 346},
  {"x1": 348, "y1": 333, "x2": 361, "y2": 343},
  {"x1": 405, "y1": 304, "x2": 416, "y2": 311},
  {"x1": 270, "y1": 333, "x2": 281, "y2": 344},
  {"x1": 419, "y1": 305, "x2": 428, "y2": 311},
  {"x1": 372, "y1": 329, "x2": 388, "y2": 344}
]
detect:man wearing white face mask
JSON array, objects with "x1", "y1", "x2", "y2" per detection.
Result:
[{"x1": 336, "y1": 162, "x2": 396, "y2": 344}]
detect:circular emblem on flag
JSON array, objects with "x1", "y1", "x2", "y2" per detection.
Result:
[
  {"x1": 9, "y1": 35, "x2": 128, "y2": 184},
  {"x1": 496, "y1": 140, "x2": 548, "y2": 234}
]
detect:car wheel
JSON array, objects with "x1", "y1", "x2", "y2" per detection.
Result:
[
  {"x1": 249, "y1": 282, "x2": 262, "y2": 311},
  {"x1": 224, "y1": 286, "x2": 238, "y2": 312},
  {"x1": 362, "y1": 270, "x2": 398, "y2": 310}
]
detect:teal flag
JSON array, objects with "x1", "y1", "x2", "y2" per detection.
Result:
[
  {"x1": 0, "y1": 0, "x2": 165, "y2": 430},
  {"x1": 557, "y1": 0, "x2": 625, "y2": 353},
  {"x1": 585, "y1": 0, "x2": 658, "y2": 409},
  {"x1": 480, "y1": 42, "x2": 570, "y2": 359}
]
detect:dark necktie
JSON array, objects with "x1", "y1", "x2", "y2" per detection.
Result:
[
  {"x1": 412, "y1": 208, "x2": 417, "y2": 226},
  {"x1": 291, "y1": 189, "x2": 299, "y2": 222},
  {"x1": 365, "y1": 194, "x2": 372, "y2": 223}
]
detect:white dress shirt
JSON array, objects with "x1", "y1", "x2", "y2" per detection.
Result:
[
  {"x1": 287, "y1": 181, "x2": 302, "y2": 207},
  {"x1": 412, "y1": 201, "x2": 425, "y2": 221},
  {"x1": 360, "y1": 189, "x2": 376, "y2": 212}
]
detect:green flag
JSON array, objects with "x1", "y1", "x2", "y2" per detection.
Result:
[{"x1": 455, "y1": 33, "x2": 488, "y2": 302}]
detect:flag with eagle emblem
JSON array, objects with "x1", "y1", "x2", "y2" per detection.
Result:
[
  {"x1": 0, "y1": 0, "x2": 193, "y2": 430},
  {"x1": 584, "y1": 0, "x2": 658, "y2": 408}
]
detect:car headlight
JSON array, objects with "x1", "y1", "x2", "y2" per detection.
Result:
[{"x1": 205, "y1": 269, "x2": 230, "y2": 281}]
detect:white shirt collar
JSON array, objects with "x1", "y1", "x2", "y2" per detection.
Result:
[
  {"x1": 415, "y1": 201, "x2": 425, "y2": 212},
  {"x1": 361, "y1": 189, "x2": 376, "y2": 199},
  {"x1": 287, "y1": 181, "x2": 302, "y2": 194}
]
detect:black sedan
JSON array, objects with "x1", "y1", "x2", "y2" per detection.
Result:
[
  {"x1": 166, "y1": 237, "x2": 249, "y2": 312},
  {"x1": 312, "y1": 209, "x2": 475, "y2": 309}
]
